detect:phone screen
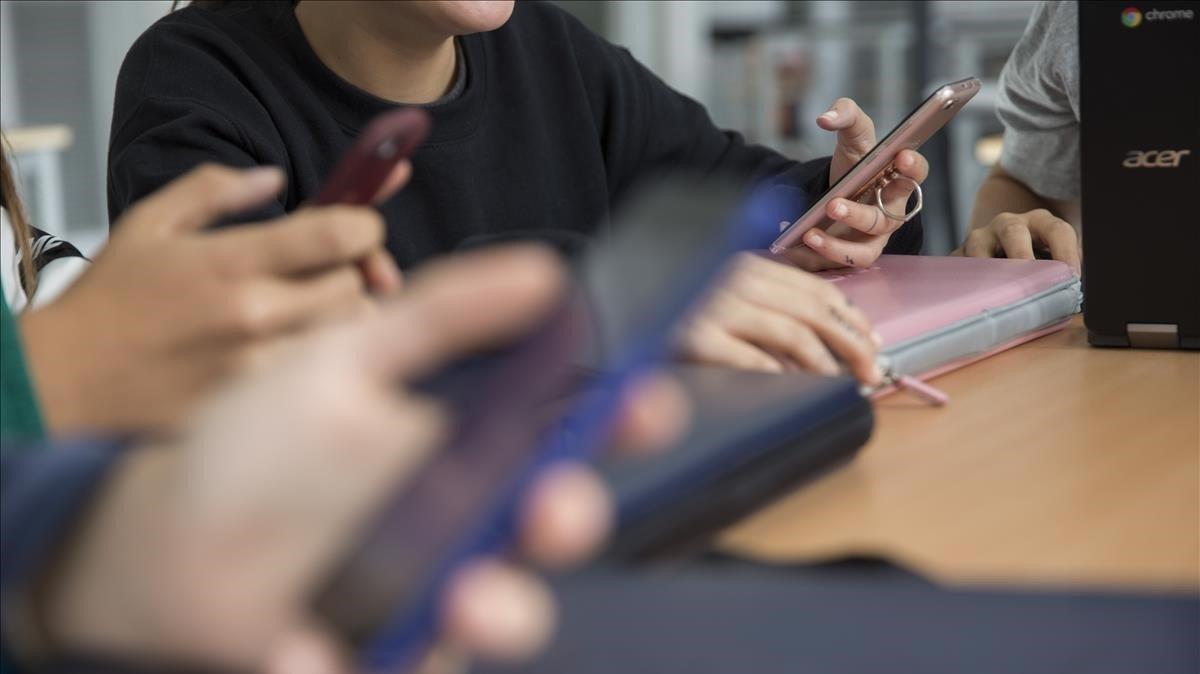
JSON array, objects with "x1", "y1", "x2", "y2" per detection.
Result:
[{"x1": 311, "y1": 174, "x2": 768, "y2": 670}]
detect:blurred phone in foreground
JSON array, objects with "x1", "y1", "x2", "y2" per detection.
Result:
[
  {"x1": 313, "y1": 107, "x2": 430, "y2": 207},
  {"x1": 310, "y1": 174, "x2": 781, "y2": 671}
]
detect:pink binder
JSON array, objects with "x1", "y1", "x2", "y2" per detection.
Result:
[{"x1": 819, "y1": 256, "x2": 1082, "y2": 402}]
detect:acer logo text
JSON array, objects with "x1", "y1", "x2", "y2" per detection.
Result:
[{"x1": 1123, "y1": 149, "x2": 1192, "y2": 168}]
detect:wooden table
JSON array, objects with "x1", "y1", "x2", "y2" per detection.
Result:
[{"x1": 720, "y1": 316, "x2": 1200, "y2": 591}]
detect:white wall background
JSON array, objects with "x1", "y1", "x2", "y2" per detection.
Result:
[{"x1": 1, "y1": 0, "x2": 170, "y2": 245}]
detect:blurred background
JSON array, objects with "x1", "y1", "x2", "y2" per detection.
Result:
[{"x1": 0, "y1": 0, "x2": 1037, "y2": 257}]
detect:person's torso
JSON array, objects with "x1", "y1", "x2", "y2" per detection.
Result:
[{"x1": 129, "y1": 1, "x2": 621, "y2": 267}]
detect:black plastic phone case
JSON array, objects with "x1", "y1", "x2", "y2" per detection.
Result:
[{"x1": 601, "y1": 365, "x2": 872, "y2": 561}]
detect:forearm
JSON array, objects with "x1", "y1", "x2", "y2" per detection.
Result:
[
  {"x1": 41, "y1": 447, "x2": 179, "y2": 665},
  {"x1": 1, "y1": 440, "x2": 129, "y2": 666},
  {"x1": 966, "y1": 164, "x2": 1055, "y2": 233}
]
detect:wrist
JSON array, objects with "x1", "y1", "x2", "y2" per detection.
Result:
[
  {"x1": 18, "y1": 303, "x2": 93, "y2": 434},
  {"x1": 40, "y1": 447, "x2": 180, "y2": 663}
]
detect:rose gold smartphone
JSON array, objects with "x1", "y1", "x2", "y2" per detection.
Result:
[{"x1": 770, "y1": 77, "x2": 981, "y2": 254}]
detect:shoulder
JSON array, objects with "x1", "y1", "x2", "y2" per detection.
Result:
[
  {"x1": 112, "y1": 3, "x2": 293, "y2": 155},
  {"x1": 117, "y1": 2, "x2": 288, "y2": 107},
  {"x1": 998, "y1": 1, "x2": 1079, "y2": 114}
]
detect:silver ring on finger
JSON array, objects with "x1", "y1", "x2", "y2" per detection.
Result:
[{"x1": 875, "y1": 174, "x2": 923, "y2": 223}]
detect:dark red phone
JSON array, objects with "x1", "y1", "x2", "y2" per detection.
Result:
[{"x1": 313, "y1": 107, "x2": 431, "y2": 206}]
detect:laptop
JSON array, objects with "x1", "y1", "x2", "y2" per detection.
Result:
[
  {"x1": 820, "y1": 255, "x2": 1081, "y2": 392},
  {"x1": 1079, "y1": 1, "x2": 1200, "y2": 349}
]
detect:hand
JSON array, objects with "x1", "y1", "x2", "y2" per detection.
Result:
[
  {"x1": 41, "y1": 246, "x2": 689, "y2": 673},
  {"x1": 19, "y1": 164, "x2": 405, "y2": 433},
  {"x1": 776, "y1": 98, "x2": 929, "y2": 271},
  {"x1": 954, "y1": 209, "x2": 1081, "y2": 276},
  {"x1": 676, "y1": 252, "x2": 882, "y2": 384}
]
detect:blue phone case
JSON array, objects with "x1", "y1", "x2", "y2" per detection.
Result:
[{"x1": 311, "y1": 174, "x2": 799, "y2": 671}]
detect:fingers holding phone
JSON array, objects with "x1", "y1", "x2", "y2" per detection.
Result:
[
  {"x1": 772, "y1": 80, "x2": 980, "y2": 266},
  {"x1": 823, "y1": 149, "x2": 928, "y2": 238},
  {"x1": 818, "y1": 97, "x2": 878, "y2": 181},
  {"x1": 41, "y1": 245, "x2": 690, "y2": 673},
  {"x1": 798, "y1": 148, "x2": 929, "y2": 268}
]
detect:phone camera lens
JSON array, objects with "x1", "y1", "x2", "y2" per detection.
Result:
[{"x1": 376, "y1": 140, "x2": 398, "y2": 159}]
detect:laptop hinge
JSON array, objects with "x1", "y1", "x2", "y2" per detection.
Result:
[{"x1": 1126, "y1": 323, "x2": 1179, "y2": 349}]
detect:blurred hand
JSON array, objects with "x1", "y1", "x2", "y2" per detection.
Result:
[
  {"x1": 954, "y1": 209, "x2": 1081, "y2": 276},
  {"x1": 41, "y1": 246, "x2": 688, "y2": 674},
  {"x1": 776, "y1": 97, "x2": 929, "y2": 271},
  {"x1": 676, "y1": 252, "x2": 882, "y2": 385},
  {"x1": 20, "y1": 164, "x2": 406, "y2": 434}
]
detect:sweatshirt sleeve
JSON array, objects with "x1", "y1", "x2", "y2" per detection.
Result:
[
  {"x1": 106, "y1": 23, "x2": 289, "y2": 227},
  {"x1": 568, "y1": 14, "x2": 922, "y2": 254}
]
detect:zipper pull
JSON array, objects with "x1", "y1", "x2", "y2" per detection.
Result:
[
  {"x1": 895, "y1": 375, "x2": 949, "y2": 406},
  {"x1": 865, "y1": 357, "x2": 950, "y2": 406}
]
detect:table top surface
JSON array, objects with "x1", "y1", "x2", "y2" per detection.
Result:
[{"x1": 720, "y1": 316, "x2": 1200, "y2": 592}]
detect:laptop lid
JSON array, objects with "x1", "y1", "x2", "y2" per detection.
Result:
[{"x1": 1079, "y1": 1, "x2": 1200, "y2": 348}]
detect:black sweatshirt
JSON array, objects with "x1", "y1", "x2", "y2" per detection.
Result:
[{"x1": 108, "y1": 1, "x2": 921, "y2": 268}]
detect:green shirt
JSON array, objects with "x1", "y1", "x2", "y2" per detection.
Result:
[{"x1": 0, "y1": 295, "x2": 44, "y2": 441}]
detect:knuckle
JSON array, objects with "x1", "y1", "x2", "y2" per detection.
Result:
[
  {"x1": 315, "y1": 216, "x2": 365, "y2": 258},
  {"x1": 789, "y1": 330, "x2": 832, "y2": 368},
  {"x1": 727, "y1": 253, "x2": 764, "y2": 282},
  {"x1": 226, "y1": 287, "x2": 276, "y2": 338},
  {"x1": 1051, "y1": 219, "x2": 1075, "y2": 234},
  {"x1": 332, "y1": 266, "x2": 367, "y2": 298},
  {"x1": 998, "y1": 220, "x2": 1028, "y2": 237},
  {"x1": 966, "y1": 228, "x2": 992, "y2": 244},
  {"x1": 844, "y1": 303, "x2": 870, "y2": 327},
  {"x1": 762, "y1": 313, "x2": 802, "y2": 344},
  {"x1": 813, "y1": 279, "x2": 844, "y2": 304},
  {"x1": 729, "y1": 270, "x2": 764, "y2": 297}
]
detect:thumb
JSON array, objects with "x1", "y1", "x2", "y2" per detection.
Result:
[
  {"x1": 817, "y1": 98, "x2": 876, "y2": 182},
  {"x1": 371, "y1": 159, "x2": 413, "y2": 205},
  {"x1": 123, "y1": 164, "x2": 285, "y2": 237}
]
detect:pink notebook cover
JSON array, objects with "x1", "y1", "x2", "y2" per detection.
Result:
[{"x1": 818, "y1": 255, "x2": 1077, "y2": 348}]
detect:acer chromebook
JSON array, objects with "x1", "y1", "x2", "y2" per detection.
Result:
[{"x1": 1079, "y1": 1, "x2": 1199, "y2": 348}]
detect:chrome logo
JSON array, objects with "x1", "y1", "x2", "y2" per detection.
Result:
[{"x1": 1122, "y1": 7, "x2": 1143, "y2": 27}]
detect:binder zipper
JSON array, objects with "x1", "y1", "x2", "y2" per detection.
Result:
[{"x1": 863, "y1": 357, "x2": 949, "y2": 406}]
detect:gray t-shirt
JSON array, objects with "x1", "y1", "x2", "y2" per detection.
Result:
[{"x1": 996, "y1": 1, "x2": 1081, "y2": 201}]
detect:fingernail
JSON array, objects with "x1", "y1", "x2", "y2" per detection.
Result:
[
  {"x1": 819, "y1": 109, "x2": 839, "y2": 121},
  {"x1": 871, "y1": 331, "x2": 885, "y2": 347},
  {"x1": 832, "y1": 202, "x2": 849, "y2": 218},
  {"x1": 806, "y1": 231, "x2": 823, "y2": 247}
]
